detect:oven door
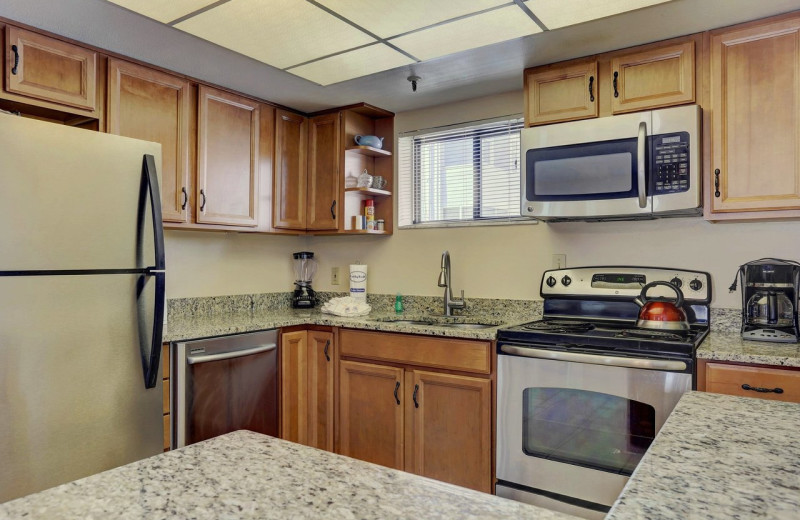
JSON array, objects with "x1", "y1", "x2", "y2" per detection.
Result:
[
  {"x1": 521, "y1": 110, "x2": 652, "y2": 220},
  {"x1": 496, "y1": 343, "x2": 691, "y2": 513}
]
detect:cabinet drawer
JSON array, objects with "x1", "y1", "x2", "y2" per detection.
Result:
[
  {"x1": 705, "y1": 363, "x2": 800, "y2": 403},
  {"x1": 339, "y1": 329, "x2": 491, "y2": 374}
]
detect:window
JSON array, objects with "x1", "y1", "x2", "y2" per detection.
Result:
[{"x1": 398, "y1": 116, "x2": 525, "y2": 227}]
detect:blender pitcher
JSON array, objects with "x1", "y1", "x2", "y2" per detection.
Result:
[{"x1": 292, "y1": 252, "x2": 317, "y2": 308}]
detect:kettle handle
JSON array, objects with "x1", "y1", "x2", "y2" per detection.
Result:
[
  {"x1": 639, "y1": 281, "x2": 684, "y2": 308},
  {"x1": 354, "y1": 135, "x2": 362, "y2": 145}
]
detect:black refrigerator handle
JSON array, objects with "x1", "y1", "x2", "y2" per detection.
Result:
[{"x1": 139, "y1": 154, "x2": 165, "y2": 389}]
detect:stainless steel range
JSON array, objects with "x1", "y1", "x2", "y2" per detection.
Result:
[{"x1": 495, "y1": 266, "x2": 711, "y2": 519}]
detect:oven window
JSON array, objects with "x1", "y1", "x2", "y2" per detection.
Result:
[{"x1": 522, "y1": 388, "x2": 655, "y2": 476}]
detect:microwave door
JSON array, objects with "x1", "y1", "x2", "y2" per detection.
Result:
[
  {"x1": 522, "y1": 111, "x2": 653, "y2": 220},
  {"x1": 650, "y1": 105, "x2": 702, "y2": 215}
]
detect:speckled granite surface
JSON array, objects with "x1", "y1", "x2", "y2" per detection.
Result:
[
  {"x1": 697, "y1": 332, "x2": 800, "y2": 367},
  {"x1": 0, "y1": 431, "x2": 575, "y2": 520},
  {"x1": 608, "y1": 391, "x2": 800, "y2": 520}
]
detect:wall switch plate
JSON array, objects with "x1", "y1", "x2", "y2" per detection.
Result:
[
  {"x1": 331, "y1": 266, "x2": 340, "y2": 285},
  {"x1": 552, "y1": 254, "x2": 566, "y2": 269}
]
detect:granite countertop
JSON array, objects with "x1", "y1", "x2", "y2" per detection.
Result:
[
  {"x1": 697, "y1": 332, "x2": 800, "y2": 367},
  {"x1": 0, "y1": 431, "x2": 576, "y2": 520},
  {"x1": 608, "y1": 391, "x2": 800, "y2": 519}
]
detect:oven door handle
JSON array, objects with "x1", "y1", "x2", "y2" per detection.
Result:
[
  {"x1": 500, "y1": 345, "x2": 687, "y2": 371},
  {"x1": 187, "y1": 343, "x2": 277, "y2": 364}
]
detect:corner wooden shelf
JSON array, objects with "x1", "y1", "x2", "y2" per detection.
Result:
[
  {"x1": 346, "y1": 145, "x2": 392, "y2": 157},
  {"x1": 345, "y1": 187, "x2": 392, "y2": 197}
]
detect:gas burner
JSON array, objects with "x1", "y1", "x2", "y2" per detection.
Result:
[
  {"x1": 522, "y1": 320, "x2": 595, "y2": 333},
  {"x1": 615, "y1": 329, "x2": 688, "y2": 341}
]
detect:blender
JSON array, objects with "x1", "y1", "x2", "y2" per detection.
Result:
[{"x1": 292, "y1": 252, "x2": 317, "y2": 308}]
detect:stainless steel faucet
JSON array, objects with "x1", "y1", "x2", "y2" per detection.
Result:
[{"x1": 437, "y1": 250, "x2": 466, "y2": 316}]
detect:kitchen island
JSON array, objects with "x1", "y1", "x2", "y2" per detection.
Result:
[{"x1": 0, "y1": 431, "x2": 573, "y2": 520}]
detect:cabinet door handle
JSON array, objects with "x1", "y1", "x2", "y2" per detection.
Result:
[
  {"x1": 613, "y1": 71, "x2": 619, "y2": 98},
  {"x1": 742, "y1": 383, "x2": 784, "y2": 394},
  {"x1": 714, "y1": 169, "x2": 721, "y2": 198},
  {"x1": 181, "y1": 187, "x2": 188, "y2": 210},
  {"x1": 323, "y1": 339, "x2": 330, "y2": 362},
  {"x1": 588, "y1": 75, "x2": 594, "y2": 102},
  {"x1": 412, "y1": 384, "x2": 419, "y2": 408},
  {"x1": 393, "y1": 381, "x2": 400, "y2": 405},
  {"x1": 199, "y1": 189, "x2": 207, "y2": 211},
  {"x1": 11, "y1": 45, "x2": 20, "y2": 75},
  {"x1": 330, "y1": 200, "x2": 336, "y2": 220}
]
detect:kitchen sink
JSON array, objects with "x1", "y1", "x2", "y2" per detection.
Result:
[
  {"x1": 439, "y1": 323, "x2": 497, "y2": 329},
  {"x1": 376, "y1": 317, "x2": 501, "y2": 329},
  {"x1": 381, "y1": 319, "x2": 436, "y2": 326}
]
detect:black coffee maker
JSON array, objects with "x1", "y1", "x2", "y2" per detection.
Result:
[
  {"x1": 292, "y1": 251, "x2": 317, "y2": 309},
  {"x1": 731, "y1": 258, "x2": 800, "y2": 342}
]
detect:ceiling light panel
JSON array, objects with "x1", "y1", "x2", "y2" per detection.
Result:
[
  {"x1": 529, "y1": 0, "x2": 673, "y2": 30},
  {"x1": 107, "y1": 0, "x2": 219, "y2": 24},
  {"x1": 316, "y1": 0, "x2": 509, "y2": 38},
  {"x1": 390, "y1": 5, "x2": 542, "y2": 62},
  {"x1": 175, "y1": 0, "x2": 376, "y2": 70},
  {"x1": 288, "y1": 44, "x2": 414, "y2": 86}
]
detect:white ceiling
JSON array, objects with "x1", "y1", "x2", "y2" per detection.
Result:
[{"x1": 3, "y1": 0, "x2": 800, "y2": 113}]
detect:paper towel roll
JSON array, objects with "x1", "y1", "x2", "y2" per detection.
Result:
[{"x1": 350, "y1": 264, "x2": 368, "y2": 301}]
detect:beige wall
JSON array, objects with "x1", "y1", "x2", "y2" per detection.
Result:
[{"x1": 165, "y1": 90, "x2": 800, "y2": 308}]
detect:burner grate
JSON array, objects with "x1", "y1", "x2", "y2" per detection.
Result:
[{"x1": 614, "y1": 329, "x2": 690, "y2": 342}]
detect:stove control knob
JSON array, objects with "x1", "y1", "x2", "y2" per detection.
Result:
[
  {"x1": 670, "y1": 277, "x2": 683, "y2": 288},
  {"x1": 561, "y1": 275, "x2": 572, "y2": 287},
  {"x1": 546, "y1": 276, "x2": 557, "y2": 288},
  {"x1": 689, "y1": 279, "x2": 703, "y2": 291}
]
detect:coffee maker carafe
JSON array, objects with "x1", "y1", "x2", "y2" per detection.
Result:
[
  {"x1": 292, "y1": 251, "x2": 317, "y2": 309},
  {"x1": 732, "y1": 258, "x2": 800, "y2": 342}
]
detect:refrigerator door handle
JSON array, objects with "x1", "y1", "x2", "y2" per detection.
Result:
[{"x1": 138, "y1": 154, "x2": 165, "y2": 389}]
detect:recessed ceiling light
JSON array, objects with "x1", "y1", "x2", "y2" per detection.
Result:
[
  {"x1": 390, "y1": 5, "x2": 542, "y2": 61},
  {"x1": 530, "y1": 0, "x2": 673, "y2": 30},
  {"x1": 174, "y1": 0, "x2": 375, "y2": 70},
  {"x1": 107, "y1": 0, "x2": 219, "y2": 24},
  {"x1": 316, "y1": 0, "x2": 509, "y2": 38},
  {"x1": 288, "y1": 44, "x2": 414, "y2": 86}
]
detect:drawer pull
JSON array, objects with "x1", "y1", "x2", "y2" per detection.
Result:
[
  {"x1": 393, "y1": 381, "x2": 400, "y2": 405},
  {"x1": 741, "y1": 383, "x2": 784, "y2": 394},
  {"x1": 714, "y1": 169, "x2": 721, "y2": 198},
  {"x1": 613, "y1": 71, "x2": 619, "y2": 98},
  {"x1": 11, "y1": 45, "x2": 20, "y2": 75},
  {"x1": 323, "y1": 339, "x2": 330, "y2": 362},
  {"x1": 413, "y1": 384, "x2": 419, "y2": 408},
  {"x1": 588, "y1": 75, "x2": 594, "y2": 102},
  {"x1": 181, "y1": 187, "x2": 188, "y2": 210}
]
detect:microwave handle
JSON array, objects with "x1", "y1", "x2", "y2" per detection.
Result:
[{"x1": 637, "y1": 121, "x2": 647, "y2": 208}]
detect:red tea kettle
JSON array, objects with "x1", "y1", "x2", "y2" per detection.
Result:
[{"x1": 633, "y1": 281, "x2": 690, "y2": 330}]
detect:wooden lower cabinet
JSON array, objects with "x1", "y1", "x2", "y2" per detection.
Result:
[
  {"x1": 409, "y1": 370, "x2": 492, "y2": 492},
  {"x1": 699, "y1": 359, "x2": 800, "y2": 403},
  {"x1": 280, "y1": 329, "x2": 335, "y2": 450},
  {"x1": 337, "y1": 329, "x2": 493, "y2": 492}
]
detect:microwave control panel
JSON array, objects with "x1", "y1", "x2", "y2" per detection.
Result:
[{"x1": 652, "y1": 131, "x2": 690, "y2": 194}]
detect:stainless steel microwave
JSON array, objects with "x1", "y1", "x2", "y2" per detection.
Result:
[{"x1": 521, "y1": 105, "x2": 701, "y2": 221}]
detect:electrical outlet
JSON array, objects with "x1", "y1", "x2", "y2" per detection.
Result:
[
  {"x1": 331, "y1": 266, "x2": 340, "y2": 285},
  {"x1": 552, "y1": 254, "x2": 566, "y2": 269}
]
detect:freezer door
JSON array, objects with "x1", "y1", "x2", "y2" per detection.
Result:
[
  {"x1": 0, "y1": 113, "x2": 162, "y2": 271},
  {"x1": 0, "y1": 275, "x2": 163, "y2": 503}
]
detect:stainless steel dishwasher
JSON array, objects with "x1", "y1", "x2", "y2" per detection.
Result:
[{"x1": 172, "y1": 329, "x2": 279, "y2": 449}]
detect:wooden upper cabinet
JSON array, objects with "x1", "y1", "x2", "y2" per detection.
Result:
[
  {"x1": 5, "y1": 27, "x2": 97, "y2": 112},
  {"x1": 525, "y1": 60, "x2": 598, "y2": 126},
  {"x1": 107, "y1": 59, "x2": 191, "y2": 223},
  {"x1": 710, "y1": 17, "x2": 800, "y2": 214},
  {"x1": 196, "y1": 86, "x2": 259, "y2": 227},
  {"x1": 409, "y1": 371, "x2": 492, "y2": 493},
  {"x1": 307, "y1": 330, "x2": 335, "y2": 451},
  {"x1": 338, "y1": 360, "x2": 404, "y2": 470},
  {"x1": 273, "y1": 109, "x2": 308, "y2": 230},
  {"x1": 306, "y1": 113, "x2": 341, "y2": 231},
  {"x1": 610, "y1": 41, "x2": 695, "y2": 114}
]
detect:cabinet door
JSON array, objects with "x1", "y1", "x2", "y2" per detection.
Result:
[
  {"x1": 705, "y1": 363, "x2": 800, "y2": 403},
  {"x1": 307, "y1": 331, "x2": 335, "y2": 451},
  {"x1": 273, "y1": 109, "x2": 308, "y2": 229},
  {"x1": 107, "y1": 59, "x2": 191, "y2": 223},
  {"x1": 409, "y1": 370, "x2": 492, "y2": 492},
  {"x1": 5, "y1": 27, "x2": 97, "y2": 112},
  {"x1": 610, "y1": 41, "x2": 695, "y2": 114},
  {"x1": 280, "y1": 330, "x2": 308, "y2": 444},
  {"x1": 525, "y1": 60, "x2": 598, "y2": 126},
  {"x1": 197, "y1": 86, "x2": 259, "y2": 226},
  {"x1": 338, "y1": 360, "x2": 404, "y2": 469},
  {"x1": 710, "y1": 18, "x2": 800, "y2": 213},
  {"x1": 306, "y1": 113, "x2": 340, "y2": 231}
]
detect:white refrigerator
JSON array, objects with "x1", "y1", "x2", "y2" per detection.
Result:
[{"x1": 0, "y1": 113, "x2": 166, "y2": 502}]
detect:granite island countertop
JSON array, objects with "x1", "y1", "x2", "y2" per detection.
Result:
[
  {"x1": 0, "y1": 431, "x2": 576, "y2": 520},
  {"x1": 608, "y1": 391, "x2": 800, "y2": 519}
]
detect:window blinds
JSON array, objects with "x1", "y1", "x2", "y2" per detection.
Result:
[{"x1": 398, "y1": 116, "x2": 524, "y2": 227}]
